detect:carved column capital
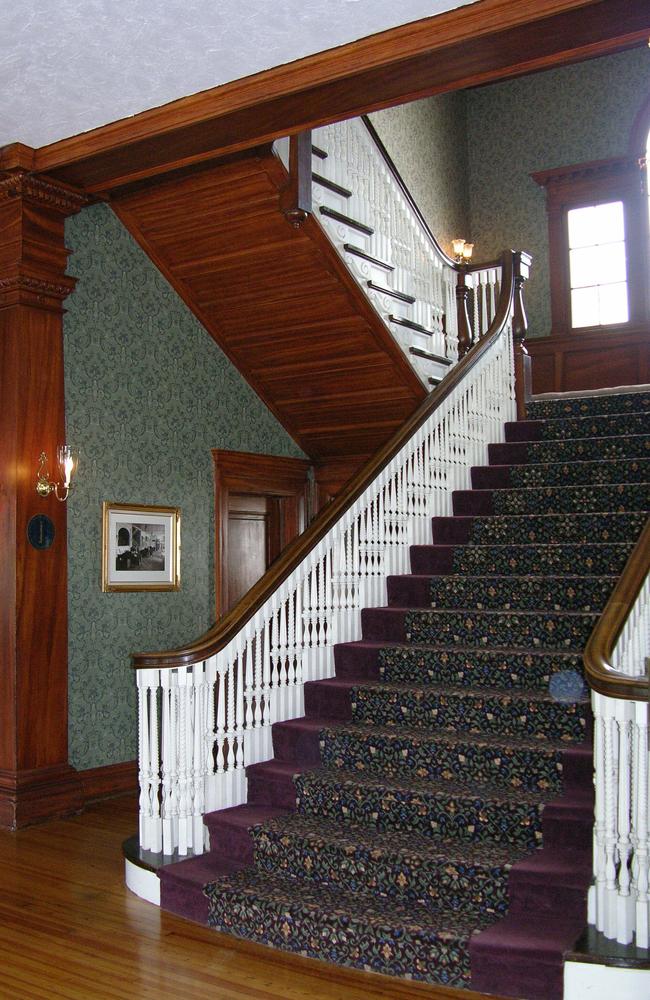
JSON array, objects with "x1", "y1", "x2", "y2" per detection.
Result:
[{"x1": 0, "y1": 169, "x2": 93, "y2": 310}]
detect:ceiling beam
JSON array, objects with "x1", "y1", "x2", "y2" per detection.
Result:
[{"x1": 3, "y1": 0, "x2": 649, "y2": 193}]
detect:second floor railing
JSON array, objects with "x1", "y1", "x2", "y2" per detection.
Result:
[{"x1": 276, "y1": 117, "x2": 502, "y2": 388}]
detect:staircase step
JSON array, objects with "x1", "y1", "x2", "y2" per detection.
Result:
[
  {"x1": 472, "y1": 456, "x2": 650, "y2": 489},
  {"x1": 250, "y1": 812, "x2": 526, "y2": 916},
  {"x1": 295, "y1": 767, "x2": 548, "y2": 849},
  {"x1": 470, "y1": 909, "x2": 587, "y2": 1000},
  {"x1": 453, "y1": 482, "x2": 650, "y2": 516},
  {"x1": 312, "y1": 172, "x2": 352, "y2": 197},
  {"x1": 389, "y1": 314, "x2": 434, "y2": 335},
  {"x1": 409, "y1": 345, "x2": 452, "y2": 366},
  {"x1": 347, "y1": 679, "x2": 589, "y2": 743},
  {"x1": 387, "y1": 573, "x2": 616, "y2": 612},
  {"x1": 526, "y1": 388, "x2": 650, "y2": 420},
  {"x1": 343, "y1": 243, "x2": 394, "y2": 271},
  {"x1": 367, "y1": 643, "x2": 586, "y2": 690},
  {"x1": 319, "y1": 205, "x2": 373, "y2": 235},
  {"x1": 311, "y1": 144, "x2": 328, "y2": 159},
  {"x1": 367, "y1": 280, "x2": 416, "y2": 304},
  {"x1": 490, "y1": 433, "x2": 650, "y2": 465},
  {"x1": 362, "y1": 606, "x2": 598, "y2": 654},
  {"x1": 316, "y1": 720, "x2": 570, "y2": 793},
  {"x1": 431, "y1": 510, "x2": 645, "y2": 546},
  {"x1": 205, "y1": 867, "x2": 491, "y2": 988},
  {"x1": 507, "y1": 410, "x2": 650, "y2": 441},
  {"x1": 507, "y1": 846, "x2": 592, "y2": 917},
  {"x1": 409, "y1": 541, "x2": 633, "y2": 577}
]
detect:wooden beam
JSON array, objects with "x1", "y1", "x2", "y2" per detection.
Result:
[{"x1": 15, "y1": 0, "x2": 649, "y2": 194}]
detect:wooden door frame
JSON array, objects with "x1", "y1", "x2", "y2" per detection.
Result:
[{"x1": 213, "y1": 450, "x2": 312, "y2": 617}]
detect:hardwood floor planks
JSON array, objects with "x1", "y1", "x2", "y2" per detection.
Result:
[{"x1": 0, "y1": 796, "x2": 500, "y2": 1000}]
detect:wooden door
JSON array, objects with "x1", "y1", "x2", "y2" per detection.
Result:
[{"x1": 225, "y1": 494, "x2": 283, "y2": 611}]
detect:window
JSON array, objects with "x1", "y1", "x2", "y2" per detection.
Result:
[
  {"x1": 533, "y1": 156, "x2": 649, "y2": 336},
  {"x1": 567, "y1": 200, "x2": 628, "y2": 328}
]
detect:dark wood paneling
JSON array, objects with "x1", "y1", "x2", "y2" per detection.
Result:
[
  {"x1": 21, "y1": 0, "x2": 650, "y2": 193},
  {"x1": 528, "y1": 326, "x2": 650, "y2": 394},
  {"x1": 115, "y1": 153, "x2": 426, "y2": 462},
  {"x1": 0, "y1": 173, "x2": 89, "y2": 829}
]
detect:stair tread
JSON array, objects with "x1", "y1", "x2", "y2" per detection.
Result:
[
  {"x1": 340, "y1": 639, "x2": 586, "y2": 657},
  {"x1": 378, "y1": 605, "x2": 600, "y2": 618},
  {"x1": 251, "y1": 810, "x2": 531, "y2": 868},
  {"x1": 343, "y1": 679, "x2": 589, "y2": 704},
  {"x1": 315, "y1": 718, "x2": 586, "y2": 755},
  {"x1": 206, "y1": 866, "x2": 494, "y2": 936},
  {"x1": 296, "y1": 764, "x2": 551, "y2": 806}
]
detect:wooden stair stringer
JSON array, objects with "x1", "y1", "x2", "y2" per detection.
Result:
[{"x1": 112, "y1": 148, "x2": 427, "y2": 462}]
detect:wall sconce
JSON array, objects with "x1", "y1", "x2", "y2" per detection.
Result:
[
  {"x1": 36, "y1": 446, "x2": 79, "y2": 502},
  {"x1": 452, "y1": 238, "x2": 475, "y2": 264}
]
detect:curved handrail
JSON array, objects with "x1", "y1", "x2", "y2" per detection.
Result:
[
  {"x1": 584, "y1": 517, "x2": 650, "y2": 702},
  {"x1": 132, "y1": 249, "x2": 518, "y2": 671}
]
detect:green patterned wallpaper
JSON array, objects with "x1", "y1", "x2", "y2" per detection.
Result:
[
  {"x1": 370, "y1": 93, "x2": 470, "y2": 257},
  {"x1": 467, "y1": 48, "x2": 650, "y2": 338},
  {"x1": 64, "y1": 204, "x2": 304, "y2": 770}
]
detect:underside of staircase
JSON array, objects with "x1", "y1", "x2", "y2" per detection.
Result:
[{"x1": 157, "y1": 387, "x2": 650, "y2": 999}]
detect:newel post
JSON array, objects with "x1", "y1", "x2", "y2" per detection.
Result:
[
  {"x1": 281, "y1": 130, "x2": 312, "y2": 228},
  {"x1": 513, "y1": 251, "x2": 533, "y2": 421},
  {"x1": 455, "y1": 267, "x2": 472, "y2": 358}
]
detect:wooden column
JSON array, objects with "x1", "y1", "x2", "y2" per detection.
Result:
[{"x1": 0, "y1": 165, "x2": 90, "y2": 829}]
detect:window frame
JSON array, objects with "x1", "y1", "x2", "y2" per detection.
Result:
[{"x1": 533, "y1": 156, "x2": 649, "y2": 336}]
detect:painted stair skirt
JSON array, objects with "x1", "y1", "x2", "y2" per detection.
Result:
[{"x1": 158, "y1": 389, "x2": 650, "y2": 1000}]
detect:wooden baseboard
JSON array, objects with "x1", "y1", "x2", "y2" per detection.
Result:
[
  {"x1": 0, "y1": 764, "x2": 84, "y2": 831},
  {"x1": 79, "y1": 760, "x2": 137, "y2": 803}
]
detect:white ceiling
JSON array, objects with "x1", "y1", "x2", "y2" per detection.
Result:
[{"x1": 2, "y1": 0, "x2": 474, "y2": 150}]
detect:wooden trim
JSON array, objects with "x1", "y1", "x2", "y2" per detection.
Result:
[
  {"x1": 213, "y1": 451, "x2": 312, "y2": 617},
  {"x1": 527, "y1": 325, "x2": 650, "y2": 394},
  {"x1": 19, "y1": 0, "x2": 650, "y2": 193},
  {"x1": 79, "y1": 760, "x2": 138, "y2": 802},
  {"x1": 131, "y1": 249, "x2": 519, "y2": 670},
  {"x1": 628, "y1": 89, "x2": 650, "y2": 158},
  {"x1": 584, "y1": 519, "x2": 650, "y2": 702}
]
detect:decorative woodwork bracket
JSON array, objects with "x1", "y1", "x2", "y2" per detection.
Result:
[
  {"x1": 280, "y1": 131, "x2": 312, "y2": 228},
  {"x1": 0, "y1": 169, "x2": 92, "y2": 310}
]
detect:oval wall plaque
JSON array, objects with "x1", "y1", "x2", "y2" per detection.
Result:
[{"x1": 27, "y1": 514, "x2": 55, "y2": 550}]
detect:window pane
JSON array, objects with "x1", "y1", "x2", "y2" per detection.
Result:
[
  {"x1": 570, "y1": 242, "x2": 626, "y2": 288},
  {"x1": 599, "y1": 282, "x2": 628, "y2": 325},
  {"x1": 571, "y1": 286, "x2": 600, "y2": 328},
  {"x1": 568, "y1": 201, "x2": 625, "y2": 248}
]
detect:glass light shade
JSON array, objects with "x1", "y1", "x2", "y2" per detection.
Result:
[
  {"x1": 462, "y1": 242, "x2": 475, "y2": 261},
  {"x1": 452, "y1": 238, "x2": 466, "y2": 257},
  {"x1": 57, "y1": 445, "x2": 78, "y2": 489}
]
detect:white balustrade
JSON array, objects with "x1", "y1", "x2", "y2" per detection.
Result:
[
  {"x1": 136, "y1": 321, "x2": 516, "y2": 859},
  {"x1": 467, "y1": 265, "x2": 501, "y2": 344},
  {"x1": 589, "y1": 573, "x2": 650, "y2": 948},
  {"x1": 276, "y1": 119, "x2": 488, "y2": 386}
]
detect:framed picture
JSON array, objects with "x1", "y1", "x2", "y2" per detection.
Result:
[{"x1": 102, "y1": 502, "x2": 180, "y2": 592}]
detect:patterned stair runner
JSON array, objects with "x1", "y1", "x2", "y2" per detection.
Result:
[{"x1": 159, "y1": 388, "x2": 650, "y2": 1000}]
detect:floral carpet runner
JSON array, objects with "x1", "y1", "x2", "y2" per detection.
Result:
[{"x1": 160, "y1": 389, "x2": 650, "y2": 1000}]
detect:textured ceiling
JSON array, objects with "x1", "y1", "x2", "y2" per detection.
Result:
[{"x1": 2, "y1": 0, "x2": 473, "y2": 149}]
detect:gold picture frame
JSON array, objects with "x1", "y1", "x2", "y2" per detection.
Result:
[{"x1": 102, "y1": 502, "x2": 181, "y2": 592}]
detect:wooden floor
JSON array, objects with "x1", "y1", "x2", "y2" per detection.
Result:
[{"x1": 0, "y1": 795, "x2": 500, "y2": 1000}]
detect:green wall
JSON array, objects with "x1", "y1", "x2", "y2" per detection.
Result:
[
  {"x1": 466, "y1": 48, "x2": 650, "y2": 338},
  {"x1": 370, "y1": 92, "x2": 470, "y2": 257},
  {"x1": 64, "y1": 204, "x2": 304, "y2": 770}
]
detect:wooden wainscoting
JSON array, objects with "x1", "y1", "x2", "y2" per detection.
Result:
[
  {"x1": 527, "y1": 326, "x2": 650, "y2": 395},
  {"x1": 213, "y1": 450, "x2": 312, "y2": 617}
]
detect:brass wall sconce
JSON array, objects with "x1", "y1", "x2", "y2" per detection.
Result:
[
  {"x1": 36, "y1": 446, "x2": 79, "y2": 502},
  {"x1": 452, "y1": 238, "x2": 475, "y2": 264}
]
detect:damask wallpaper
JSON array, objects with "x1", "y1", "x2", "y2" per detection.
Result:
[
  {"x1": 466, "y1": 47, "x2": 650, "y2": 338},
  {"x1": 64, "y1": 204, "x2": 304, "y2": 770},
  {"x1": 370, "y1": 93, "x2": 470, "y2": 256}
]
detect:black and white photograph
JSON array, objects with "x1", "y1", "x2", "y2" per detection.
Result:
[{"x1": 102, "y1": 502, "x2": 180, "y2": 592}]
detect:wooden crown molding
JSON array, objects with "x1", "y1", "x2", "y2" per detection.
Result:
[
  {"x1": 0, "y1": 169, "x2": 93, "y2": 213},
  {"x1": 532, "y1": 155, "x2": 643, "y2": 190},
  {"x1": 5, "y1": 0, "x2": 646, "y2": 194}
]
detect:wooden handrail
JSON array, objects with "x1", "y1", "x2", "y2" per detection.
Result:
[
  {"x1": 584, "y1": 517, "x2": 650, "y2": 702},
  {"x1": 132, "y1": 249, "x2": 519, "y2": 671}
]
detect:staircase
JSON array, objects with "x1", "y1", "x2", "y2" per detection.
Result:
[{"x1": 156, "y1": 386, "x2": 650, "y2": 999}]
